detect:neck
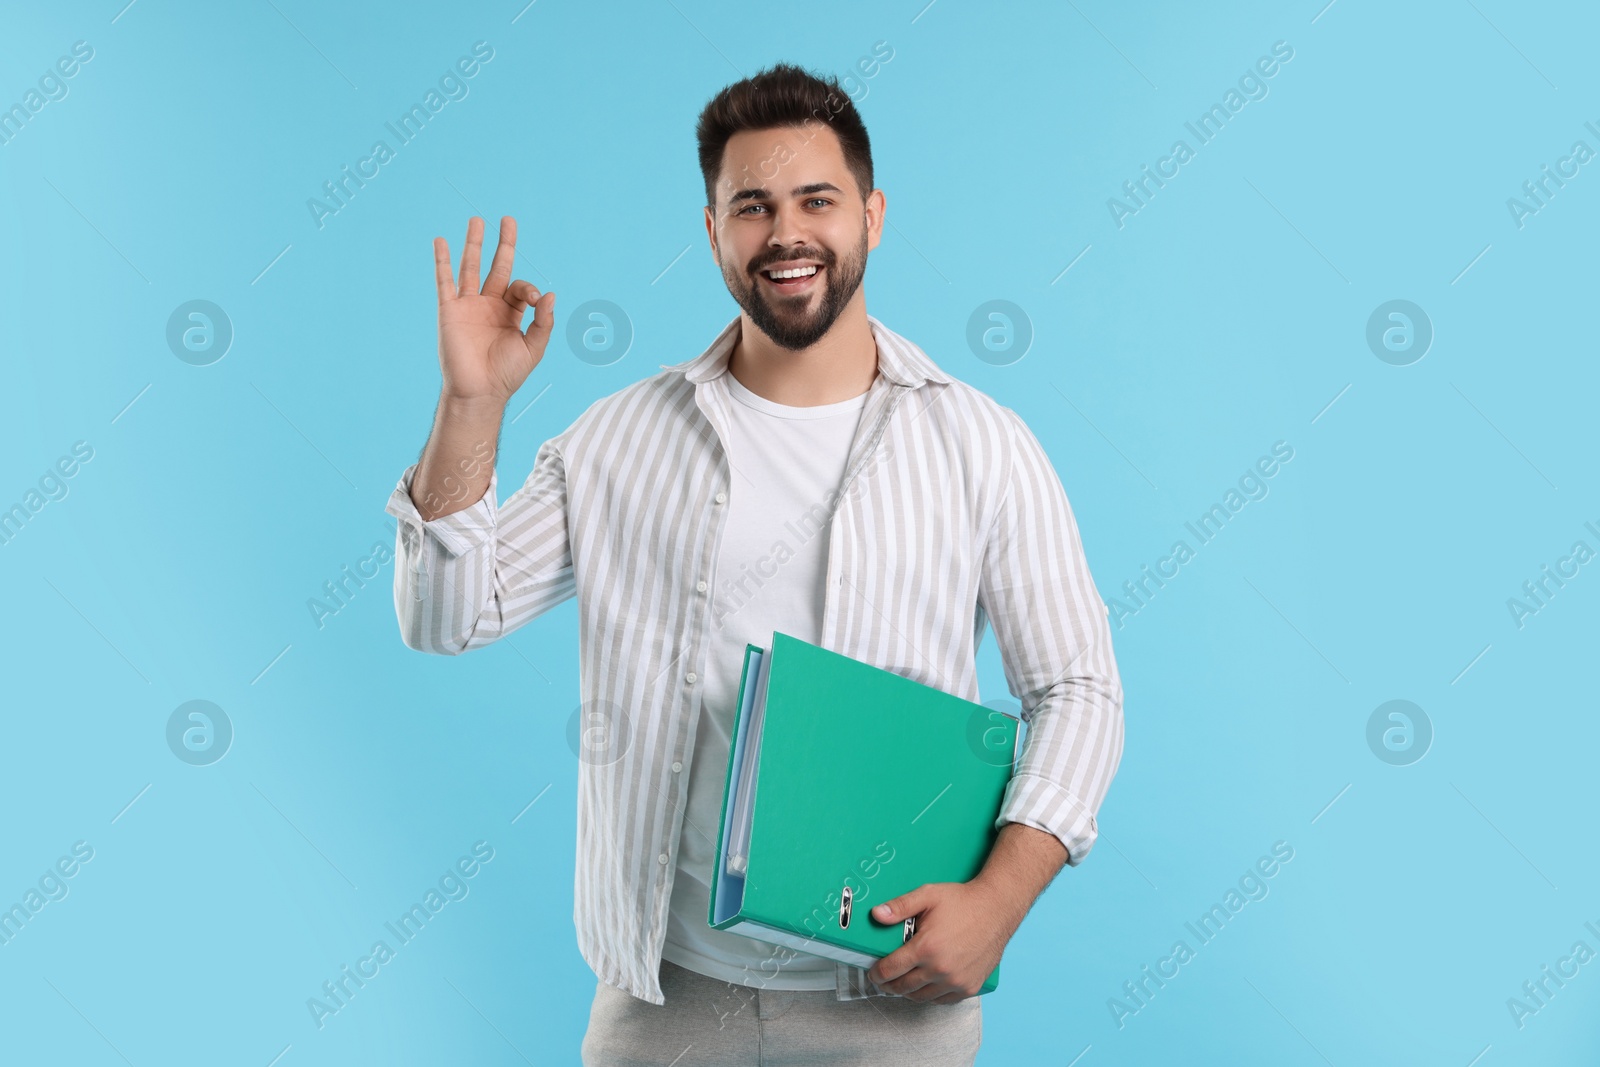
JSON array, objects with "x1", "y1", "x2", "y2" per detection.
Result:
[{"x1": 727, "y1": 300, "x2": 877, "y2": 406}]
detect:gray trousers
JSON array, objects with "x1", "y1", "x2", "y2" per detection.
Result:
[{"x1": 580, "y1": 958, "x2": 983, "y2": 1066}]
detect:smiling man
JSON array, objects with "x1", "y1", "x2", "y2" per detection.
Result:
[{"x1": 386, "y1": 63, "x2": 1123, "y2": 1066}]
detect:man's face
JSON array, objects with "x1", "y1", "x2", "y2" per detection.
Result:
[{"x1": 704, "y1": 124, "x2": 883, "y2": 351}]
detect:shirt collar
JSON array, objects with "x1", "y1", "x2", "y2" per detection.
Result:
[{"x1": 659, "y1": 313, "x2": 954, "y2": 389}]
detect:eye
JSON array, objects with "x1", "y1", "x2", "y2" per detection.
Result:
[
  {"x1": 737, "y1": 203, "x2": 767, "y2": 216},
  {"x1": 807, "y1": 198, "x2": 832, "y2": 208}
]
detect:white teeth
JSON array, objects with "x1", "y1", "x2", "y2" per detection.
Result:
[{"x1": 766, "y1": 265, "x2": 819, "y2": 280}]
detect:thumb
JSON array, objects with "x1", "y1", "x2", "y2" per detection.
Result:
[
  {"x1": 523, "y1": 290, "x2": 556, "y2": 347},
  {"x1": 873, "y1": 885, "x2": 929, "y2": 922}
]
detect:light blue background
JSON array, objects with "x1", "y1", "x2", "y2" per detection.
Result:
[{"x1": 3, "y1": 1, "x2": 1597, "y2": 1063}]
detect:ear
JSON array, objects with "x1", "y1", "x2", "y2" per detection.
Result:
[
  {"x1": 864, "y1": 187, "x2": 886, "y2": 253},
  {"x1": 704, "y1": 204, "x2": 719, "y2": 261}
]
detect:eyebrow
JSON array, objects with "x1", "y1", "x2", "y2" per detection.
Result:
[{"x1": 726, "y1": 181, "x2": 843, "y2": 206}]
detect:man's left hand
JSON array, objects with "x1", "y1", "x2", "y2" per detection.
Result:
[{"x1": 865, "y1": 880, "x2": 1019, "y2": 1004}]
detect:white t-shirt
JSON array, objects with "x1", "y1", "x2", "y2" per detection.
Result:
[{"x1": 660, "y1": 369, "x2": 871, "y2": 990}]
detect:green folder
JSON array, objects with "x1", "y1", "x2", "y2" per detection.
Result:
[{"x1": 708, "y1": 630, "x2": 1018, "y2": 996}]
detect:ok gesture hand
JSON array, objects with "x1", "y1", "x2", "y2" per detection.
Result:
[{"x1": 434, "y1": 215, "x2": 555, "y2": 403}]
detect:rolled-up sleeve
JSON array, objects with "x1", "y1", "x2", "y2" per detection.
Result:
[
  {"x1": 384, "y1": 433, "x2": 576, "y2": 655},
  {"x1": 977, "y1": 407, "x2": 1124, "y2": 866}
]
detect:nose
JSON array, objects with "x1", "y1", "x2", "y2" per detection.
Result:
[{"x1": 765, "y1": 201, "x2": 812, "y2": 251}]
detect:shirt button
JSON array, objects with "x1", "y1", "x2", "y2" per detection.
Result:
[
  {"x1": 658, "y1": 853, "x2": 668, "y2": 864},
  {"x1": 685, "y1": 672, "x2": 698, "y2": 685},
  {"x1": 671, "y1": 761, "x2": 683, "y2": 773},
  {"x1": 714, "y1": 491, "x2": 727, "y2": 504},
  {"x1": 696, "y1": 580, "x2": 708, "y2": 593}
]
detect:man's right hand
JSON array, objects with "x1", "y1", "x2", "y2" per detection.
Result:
[
  {"x1": 435, "y1": 215, "x2": 555, "y2": 403},
  {"x1": 408, "y1": 215, "x2": 553, "y2": 523}
]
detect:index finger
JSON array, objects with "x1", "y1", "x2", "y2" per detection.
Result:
[{"x1": 868, "y1": 940, "x2": 920, "y2": 989}]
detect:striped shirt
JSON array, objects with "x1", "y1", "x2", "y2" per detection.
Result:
[{"x1": 384, "y1": 312, "x2": 1124, "y2": 1005}]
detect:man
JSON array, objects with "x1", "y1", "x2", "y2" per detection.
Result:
[{"x1": 386, "y1": 63, "x2": 1123, "y2": 1065}]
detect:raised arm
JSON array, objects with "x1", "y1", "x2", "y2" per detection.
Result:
[
  {"x1": 411, "y1": 215, "x2": 555, "y2": 521},
  {"x1": 386, "y1": 216, "x2": 575, "y2": 654}
]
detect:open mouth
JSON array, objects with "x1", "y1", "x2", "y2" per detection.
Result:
[{"x1": 759, "y1": 263, "x2": 823, "y2": 294}]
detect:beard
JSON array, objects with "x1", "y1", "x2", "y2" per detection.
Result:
[{"x1": 720, "y1": 225, "x2": 868, "y2": 351}]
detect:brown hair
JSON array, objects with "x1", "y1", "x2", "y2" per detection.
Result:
[{"x1": 695, "y1": 62, "x2": 874, "y2": 210}]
